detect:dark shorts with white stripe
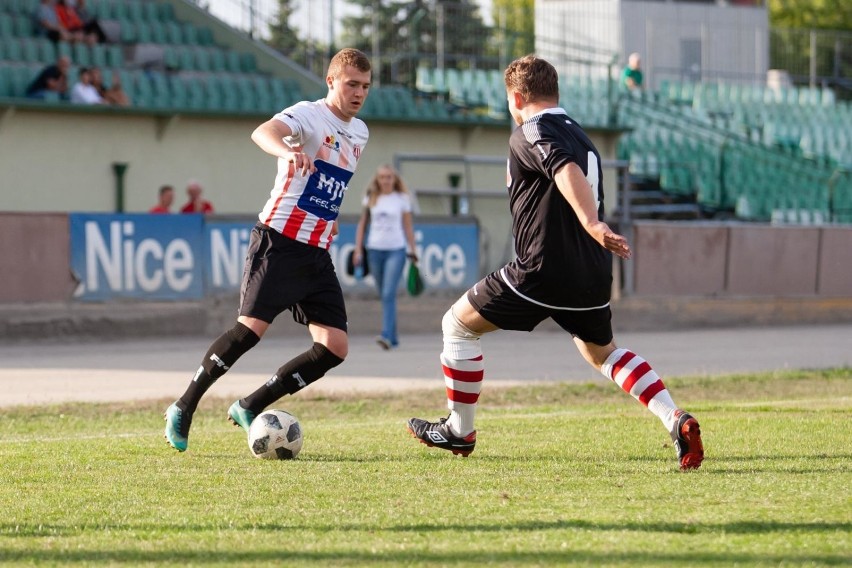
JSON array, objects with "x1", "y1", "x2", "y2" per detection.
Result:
[
  {"x1": 239, "y1": 223, "x2": 348, "y2": 332},
  {"x1": 466, "y1": 270, "x2": 613, "y2": 346}
]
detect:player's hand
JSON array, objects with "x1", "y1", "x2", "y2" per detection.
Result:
[
  {"x1": 284, "y1": 150, "x2": 316, "y2": 176},
  {"x1": 352, "y1": 249, "x2": 363, "y2": 265},
  {"x1": 588, "y1": 222, "x2": 632, "y2": 260}
]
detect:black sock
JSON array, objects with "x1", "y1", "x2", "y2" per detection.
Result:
[
  {"x1": 241, "y1": 343, "x2": 344, "y2": 412},
  {"x1": 178, "y1": 323, "x2": 260, "y2": 413}
]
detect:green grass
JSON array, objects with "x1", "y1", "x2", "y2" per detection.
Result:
[{"x1": 1, "y1": 369, "x2": 850, "y2": 567}]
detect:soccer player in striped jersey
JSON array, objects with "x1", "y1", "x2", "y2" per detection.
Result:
[
  {"x1": 408, "y1": 55, "x2": 704, "y2": 470},
  {"x1": 164, "y1": 48, "x2": 371, "y2": 452}
]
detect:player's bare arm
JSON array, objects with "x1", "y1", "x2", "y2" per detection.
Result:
[
  {"x1": 554, "y1": 162, "x2": 632, "y2": 260},
  {"x1": 250, "y1": 119, "x2": 316, "y2": 176}
]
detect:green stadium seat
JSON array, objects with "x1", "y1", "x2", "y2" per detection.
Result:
[
  {"x1": 0, "y1": 67, "x2": 12, "y2": 97},
  {"x1": 240, "y1": 53, "x2": 256, "y2": 73},
  {"x1": 159, "y1": 3, "x2": 175, "y2": 21},
  {"x1": 12, "y1": 15, "x2": 32, "y2": 38},
  {"x1": 126, "y1": 1, "x2": 144, "y2": 23},
  {"x1": 118, "y1": 19, "x2": 136, "y2": 43},
  {"x1": 193, "y1": 47, "x2": 211, "y2": 72},
  {"x1": 225, "y1": 51, "x2": 241, "y2": 73},
  {"x1": 72, "y1": 43, "x2": 91, "y2": 66},
  {"x1": 106, "y1": 44, "x2": 123, "y2": 68},
  {"x1": 0, "y1": 14, "x2": 14, "y2": 39},
  {"x1": 56, "y1": 40, "x2": 72, "y2": 60},
  {"x1": 135, "y1": 22, "x2": 152, "y2": 43},
  {"x1": 168, "y1": 75, "x2": 188, "y2": 108},
  {"x1": 149, "y1": 20, "x2": 167, "y2": 44},
  {"x1": 2, "y1": 38, "x2": 23, "y2": 61},
  {"x1": 110, "y1": 1, "x2": 129, "y2": 21},
  {"x1": 142, "y1": 2, "x2": 160, "y2": 23},
  {"x1": 162, "y1": 45, "x2": 178, "y2": 70},
  {"x1": 164, "y1": 21, "x2": 183, "y2": 44},
  {"x1": 185, "y1": 77, "x2": 205, "y2": 109},
  {"x1": 196, "y1": 27, "x2": 214, "y2": 46},
  {"x1": 209, "y1": 49, "x2": 226, "y2": 72},
  {"x1": 11, "y1": 65, "x2": 36, "y2": 97},
  {"x1": 91, "y1": 44, "x2": 107, "y2": 68},
  {"x1": 182, "y1": 24, "x2": 198, "y2": 45},
  {"x1": 20, "y1": 39, "x2": 39, "y2": 63},
  {"x1": 37, "y1": 38, "x2": 55, "y2": 63}
]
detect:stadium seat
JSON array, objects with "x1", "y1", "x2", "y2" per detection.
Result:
[
  {"x1": 0, "y1": 67, "x2": 12, "y2": 97},
  {"x1": 164, "y1": 21, "x2": 183, "y2": 45},
  {"x1": 0, "y1": 14, "x2": 14, "y2": 39},
  {"x1": 12, "y1": 15, "x2": 32, "y2": 38}
]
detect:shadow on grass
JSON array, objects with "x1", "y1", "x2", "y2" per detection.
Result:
[
  {"x1": 0, "y1": 546, "x2": 848, "y2": 566},
  {"x1": 3, "y1": 518, "x2": 849, "y2": 538}
]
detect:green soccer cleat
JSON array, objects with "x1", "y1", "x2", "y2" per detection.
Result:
[
  {"x1": 227, "y1": 400, "x2": 257, "y2": 432},
  {"x1": 164, "y1": 402, "x2": 192, "y2": 452}
]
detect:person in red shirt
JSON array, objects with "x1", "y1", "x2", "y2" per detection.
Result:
[
  {"x1": 149, "y1": 185, "x2": 174, "y2": 214},
  {"x1": 180, "y1": 180, "x2": 214, "y2": 214},
  {"x1": 55, "y1": 0, "x2": 106, "y2": 44}
]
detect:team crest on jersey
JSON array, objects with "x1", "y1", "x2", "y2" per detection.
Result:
[
  {"x1": 323, "y1": 135, "x2": 341, "y2": 152},
  {"x1": 353, "y1": 145, "x2": 361, "y2": 160}
]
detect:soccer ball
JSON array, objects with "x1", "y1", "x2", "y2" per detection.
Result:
[{"x1": 247, "y1": 409, "x2": 303, "y2": 459}]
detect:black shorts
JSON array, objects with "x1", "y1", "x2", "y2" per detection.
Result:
[
  {"x1": 467, "y1": 269, "x2": 613, "y2": 346},
  {"x1": 239, "y1": 223, "x2": 348, "y2": 332}
]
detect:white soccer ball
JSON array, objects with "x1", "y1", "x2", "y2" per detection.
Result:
[{"x1": 247, "y1": 409, "x2": 303, "y2": 460}]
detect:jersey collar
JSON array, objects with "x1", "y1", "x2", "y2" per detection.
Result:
[{"x1": 525, "y1": 107, "x2": 567, "y2": 123}]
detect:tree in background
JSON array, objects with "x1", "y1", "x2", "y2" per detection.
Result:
[
  {"x1": 266, "y1": 0, "x2": 327, "y2": 77},
  {"x1": 340, "y1": 0, "x2": 493, "y2": 87},
  {"x1": 492, "y1": 0, "x2": 534, "y2": 60},
  {"x1": 769, "y1": 0, "x2": 852, "y2": 31},
  {"x1": 768, "y1": 0, "x2": 851, "y2": 86}
]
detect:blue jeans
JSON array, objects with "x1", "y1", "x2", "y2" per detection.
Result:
[{"x1": 366, "y1": 247, "x2": 407, "y2": 346}]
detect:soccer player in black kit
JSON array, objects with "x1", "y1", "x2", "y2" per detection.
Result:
[{"x1": 408, "y1": 55, "x2": 704, "y2": 470}]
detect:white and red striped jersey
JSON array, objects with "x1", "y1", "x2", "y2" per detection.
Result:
[{"x1": 258, "y1": 99, "x2": 369, "y2": 249}]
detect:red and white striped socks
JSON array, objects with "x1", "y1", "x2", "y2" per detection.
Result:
[
  {"x1": 601, "y1": 348, "x2": 678, "y2": 432},
  {"x1": 443, "y1": 353, "x2": 484, "y2": 437}
]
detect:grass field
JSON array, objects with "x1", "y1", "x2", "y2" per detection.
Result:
[{"x1": 1, "y1": 369, "x2": 850, "y2": 567}]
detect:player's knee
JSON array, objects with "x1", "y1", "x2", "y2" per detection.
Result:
[
  {"x1": 309, "y1": 343, "x2": 344, "y2": 377},
  {"x1": 442, "y1": 308, "x2": 482, "y2": 359},
  {"x1": 441, "y1": 308, "x2": 480, "y2": 339}
]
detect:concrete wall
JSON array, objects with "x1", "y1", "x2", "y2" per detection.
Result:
[
  {"x1": 633, "y1": 222, "x2": 852, "y2": 297},
  {"x1": 0, "y1": 213, "x2": 76, "y2": 303},
  {"x1": 4, "y1": 215, "x2": 850, "y2": 306},
  {"x1": 0, "y1": 104, "x2": 622, "y2": 272}
]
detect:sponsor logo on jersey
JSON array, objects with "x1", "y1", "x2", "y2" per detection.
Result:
[
  {"x1": 298, "y1": 160, "x2": 354, "y2": 221},
  {"x1": 323, "y1": 134, "x2": 340, "y2": 152},
  {"x1": 353, "y1": 145, "x2": 361, "y2": 160}
]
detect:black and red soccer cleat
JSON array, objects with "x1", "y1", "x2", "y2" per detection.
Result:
[
  {"x1": 408, "y1": 416, "x2": 476, "y2": 457},
  {"x1": 671, "y1": 410, "x2": 704, "y2": 470}
]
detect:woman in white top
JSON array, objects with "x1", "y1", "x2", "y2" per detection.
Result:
[{"x1": 354, "y1": 165, "x2": 418, "y2": 350}]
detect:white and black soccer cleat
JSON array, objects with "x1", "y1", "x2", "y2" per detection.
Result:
[{"x1": 407, "y1": 416, "x2": 476, "y2": 457}]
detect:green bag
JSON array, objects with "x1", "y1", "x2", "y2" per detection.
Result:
[{"x1": 406, "y1": 262, "x2": 425, "y2": 296}]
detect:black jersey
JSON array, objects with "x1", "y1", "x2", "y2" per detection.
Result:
[{"x1": 503, "y1": 107, "x2": 612, "y2": 309}]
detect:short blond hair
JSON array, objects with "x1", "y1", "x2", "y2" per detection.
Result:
[{"x1": 327, "y1": 48, "x2": 371, "y2": 79}]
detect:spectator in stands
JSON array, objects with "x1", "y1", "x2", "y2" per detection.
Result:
[
  {"x1": 34, "y1": 0, "x2": 81, "y2": 44},
  {"x1": 91, "y1": 67, "x2": 130, "y2": 106},
  {"x1": 55, "y1": 0, "x2": 106, "y2": 45},
  {"x1": 149, "y1": 185, "x2": 175, "y2": 214},
  {"x1": 69, "y1": 67, "x2": 104, "y2": 104},
  {"x1": 621, "y1": 52, "x2": 643, "y2": 92},
  {"x1": 353, "y1": 165, "x2": 419, "y2": 350},
  {"x1": 25, "y1": 55, "x2": 71, "y2": 100},
  {"x1": 180, "y1": 180, "x2": 215, "y2": 214}
]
